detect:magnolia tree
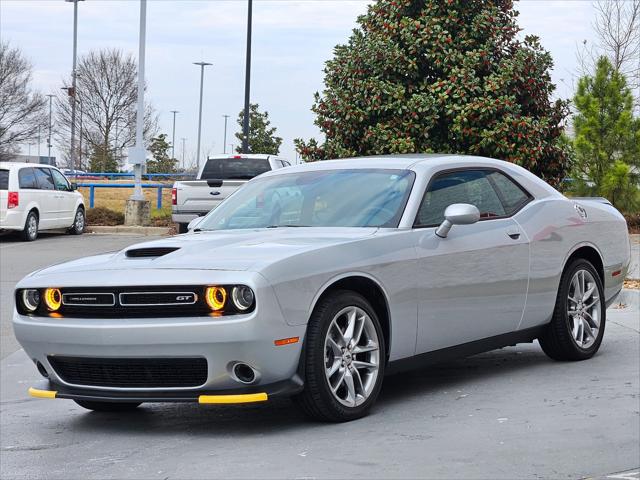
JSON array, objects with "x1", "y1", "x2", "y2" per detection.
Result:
[{"x1": 295, "y1": 0, "x2": 570, "y2": 185}]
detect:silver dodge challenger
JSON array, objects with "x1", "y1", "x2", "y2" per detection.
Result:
[{"x1": 14, "y1": 155, "x2": 631, "y2": 422}]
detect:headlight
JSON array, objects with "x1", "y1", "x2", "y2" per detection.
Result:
[
  {"x1": 232, "y1": 286, "x2": 254, "y2": 311},
  {"x1": 205, "y1": 286, "x2": 227, "y2": 311},
  {"x1": 21, "y1": 289, "x2": 40, "y2": 312},
  {"x1": 43, "y1": 288, "x2": 62, "y2": 312}
]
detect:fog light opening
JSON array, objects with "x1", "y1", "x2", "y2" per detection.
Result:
[
  {"x1": 233, "y1": 363, "x2": 256, "y2": 384},
  {"x1": 36, "y1": 361, "x2": 49, "y2": 378}
]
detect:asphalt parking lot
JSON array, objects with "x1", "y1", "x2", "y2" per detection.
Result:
[{"x1": 0, "y1": 233, "x2": 639, "y2": 479}]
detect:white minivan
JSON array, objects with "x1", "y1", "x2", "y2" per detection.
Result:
[{"x1": 0, "y1": 162, "x2": 85, "y2": 241}]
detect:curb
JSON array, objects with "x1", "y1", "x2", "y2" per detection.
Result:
[{"x1": 86, "y1": 225, "x2": 173, "y2": 236}]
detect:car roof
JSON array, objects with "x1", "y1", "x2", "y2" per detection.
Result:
[
  {"x1": 0, "y1": 161, "x2": 58, "y2": 170},
  {"x1": 262, "y1": 154, "x2": 561, "y2": 198}
]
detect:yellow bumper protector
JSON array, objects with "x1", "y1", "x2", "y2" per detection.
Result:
[
  {"x1": 198, "y1": 392, "x2": 268, "y2": 404},
  {"x1": 28, "y1": 387, "x2": 57, "y2": 399}
]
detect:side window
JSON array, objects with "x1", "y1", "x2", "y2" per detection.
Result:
[
  {"x1": 486, "y1": 171, "x2": 531, "y2": 215},
  {"x1": 282, "y1": 161, "x2": 291, "y2": 167},
  {"x1": 415, "y1": 170, "x2": 505, "y2": 227},
  {"x1": 34, "y1": 168, "x2": 55, "y2": 190},
  {"x1": 51, "y1": 169, "x2": 71, "y2": 191},
  {"x1": 18, "y1": 168, "x2": 38, "y2": 189}
]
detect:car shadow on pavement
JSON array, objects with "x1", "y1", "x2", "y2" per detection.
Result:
[{"x1": 64, "y1": 344, "x2": 555, "y2": 435}]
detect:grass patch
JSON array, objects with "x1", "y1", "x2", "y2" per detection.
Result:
[
  {"x1": 150, "y1": 207, "x2": 173, "y2": 227},
  {"x1": 78, "y1": 180, "x2": 172, "y2": 213}
]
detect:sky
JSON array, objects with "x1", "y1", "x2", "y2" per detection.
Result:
[{"x1": 0, "y1": 0, "x2": 598, "y2": 167}]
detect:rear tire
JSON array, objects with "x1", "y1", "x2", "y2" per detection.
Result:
[
  {"x1": 177, "y1": 223, "x2": 188, "y2": 234},
  {"x1": 539, "y1": 258, "x2": 605, "y2": 361},
  {"x1": 74, "y1": 400, "x2": 141, "y2": 412},
  {"x1": 21, "y1": 211, "x2": 38, "y2": 242},
  {"x1": 294, "y1": 290, "x2": 385, "y2": 422},
  {"x1": 68, "y1": 207, "x2": 85, "y2": 235}
]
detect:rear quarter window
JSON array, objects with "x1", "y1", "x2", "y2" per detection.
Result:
[
  {"x1": 0, "y1": 170, "x2": 8, "y2": 190},
  {"x1": 19, "y1": 168, "x2": 38, "y2": 189}
]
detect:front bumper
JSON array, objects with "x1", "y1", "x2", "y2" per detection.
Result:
[{"x1": 14, "y1": 274, "x2": 307, "y2": 402}]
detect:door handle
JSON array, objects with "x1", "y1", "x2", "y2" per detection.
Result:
[{"x1": 506, "y1": 227, "x2": 521, "y2": 240}]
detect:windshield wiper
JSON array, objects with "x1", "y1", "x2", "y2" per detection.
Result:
[{"x1": 266, "y1": 224, "x2": 311, "y2": 228}]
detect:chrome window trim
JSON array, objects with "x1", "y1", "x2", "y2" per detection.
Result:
[
  {"x1": 62, "y1": 292, "x2": 116, "y2": 307},
  {"x1": 118, "y1": 291, "x2": 198, "y2": 307}
]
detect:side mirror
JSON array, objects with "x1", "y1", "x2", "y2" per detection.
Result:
[
  {"x1": 187, "y1": 216, "x2": 204, "y2": 232},
  {"x1": 435, "y1": 203, "x2": 480, "y2": 238},
  {"x1": 71, "y1": 182, "x2": 78, "y2": 191}
]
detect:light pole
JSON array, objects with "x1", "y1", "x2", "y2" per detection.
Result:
[
  {"x1": 46, "y1": 94, "x2": 54, "y2": 163},
  {"x1": 130, "y1": 0, "x2": 147, "y2": 202},
  {"x1": 181, "y1": 137, "x2": 186, "y2": 170},
  {"x1": 170, "y1": 110, "x2": 179, "y2": 160},
  {"x1": 65, "y1": 0, "x2": 83, "y2": 176},
  {"x1": 222, "y1": 114, "x2": 230, "y2": 154},
  {"x1": 242, "y1": 0, "x2": 253, "y2": 154},
  {"x1": 193, "y1": 61, "x2": 212, "y2": 172}
]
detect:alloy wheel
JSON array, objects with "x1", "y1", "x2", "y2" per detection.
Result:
[
  {"x1": 323, "y1": 306, "x2": 380, "y2": 407},
  {"x1": 567, "y1": 269, "x2": 601, "y2": 349}
]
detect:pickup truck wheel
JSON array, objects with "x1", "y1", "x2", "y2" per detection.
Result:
[
  {"x1": 177, "y1": 223, "x2": 188, "y2": 234},
  {"x1": 294, "y1": 290, "x2": 385, "y2": 422},
  {"x1": 74, "y1": 400, "x2": 141, "y2": 412},
  {"x1": 539, "y1": 259, "x2": 605, "y2": 361}
]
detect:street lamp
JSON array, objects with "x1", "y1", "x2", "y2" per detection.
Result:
[
  {"x1": 193, "y1": 61, "x2": 212, "y2": 172},
  {"x1": 242, "y1": 0, "x2": 253, "y2": 154},
  {"x1": 170, "y1": 110, "x2": 179, "y2": 160},
  {"x1": 65, "y1": 0, "x2": 84, "y2": 175},
  {"x1": 222, "y1": 114, "x2": 230, "y2": 154}
]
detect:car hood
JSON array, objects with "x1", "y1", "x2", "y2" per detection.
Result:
[{"x1": 28, "y1": 227, "x2": 379, "y2": 278}]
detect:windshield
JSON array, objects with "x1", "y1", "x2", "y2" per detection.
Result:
[
  {"x1": 200, "y1": 157, "x2": 271, "y2": 180},
  {"x1": 198, "y1": 168, "x2": 415, "y2": 230}
]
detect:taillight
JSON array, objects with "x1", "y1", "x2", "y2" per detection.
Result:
[
  {"x1": 7, "y1": 191, "x2": 19, "y2": 209},
  {"x1": 171, "y1": 188, "x2": 177, "y2": 205}
]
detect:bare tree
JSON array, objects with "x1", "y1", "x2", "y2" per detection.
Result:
[
  {"x1": 55, "y1": 48, "x2": 157, "y2": 170},
  {"x1": 578, "y1": 0, "x2": 640, "y2": 104},
  {"x1": 0, "y1": 41, "x2": 47, "y2": 160}
]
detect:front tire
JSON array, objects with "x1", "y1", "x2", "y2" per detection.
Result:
[
  {"x1": 539, "y1": 259, "x2": 605, "y2": 361},
  {"x1": 294, "y1": 290, "x2": 385, "y2": 422},
  {"x1": 69, "y1": 207, "x2": 85, "y2": 235},
  {"x1": 21, "y1": 211, "x2": 38, "y2": 242},
  {"x1": 74, "y1": 400, "x2": 141, "y2": 412}
]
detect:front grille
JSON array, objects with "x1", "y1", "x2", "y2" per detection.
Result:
[
  {"x1": 48, "y1": 356, "x2": 208, "y2": 388},
  {"x1": 55, "y1": 286, "x2": 211, "y2": 318}
]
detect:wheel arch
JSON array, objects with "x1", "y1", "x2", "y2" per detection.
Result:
[
  {"x1": 308, "y1": 273, "x2": 392, "y2": 361},
  {"x1": 563, "y1": 242, "x2": 605, "y2": 284}
]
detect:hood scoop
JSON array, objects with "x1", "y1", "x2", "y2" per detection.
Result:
[{"x1": 125, "y1": 247, "x2": 180, "y2": 258}]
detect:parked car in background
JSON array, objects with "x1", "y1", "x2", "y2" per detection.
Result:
[
  {"x1": 171, "y1": 154, "x2": 290, "y2": 233},
  {"x1": 0, "y1": 162, "x2": 85, "y2": 241},
  {"x1": 15, "y1": 155, "x2": 630, "y2": 421}
]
